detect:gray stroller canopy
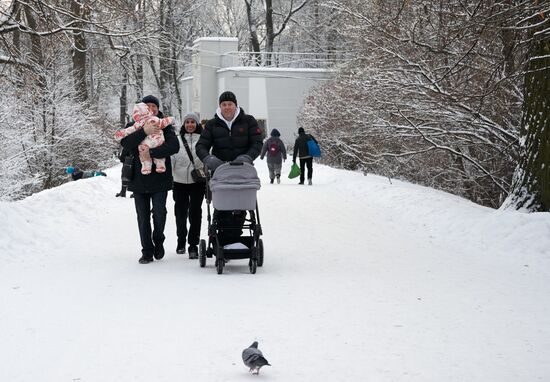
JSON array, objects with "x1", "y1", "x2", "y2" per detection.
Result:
[{"x1": 209, "y1": 163, "x2": 261, "y2": 210}]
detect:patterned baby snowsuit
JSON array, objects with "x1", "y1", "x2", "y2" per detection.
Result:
[{"x1": 115, "y1": 103, "x2": 174, "y2": 174}]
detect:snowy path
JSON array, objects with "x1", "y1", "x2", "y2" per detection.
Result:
[{"x1": 1, "y1": 162, "x2": 549, "y2": 381}]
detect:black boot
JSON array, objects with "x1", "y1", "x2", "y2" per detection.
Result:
[
  {"x1": 116, "y1": 186, "x2": 127, "y2": 197},
  {"x1": 188, "y1": 245, "x2": 198, "y2": 259},
  {"x1": 176, "y1": 241, "x2": 186, "y2": 254},
  {"x1": 154, "y1": 243, "x2": 165, "y2": 260},
  {"x1": 138, "y1": 256, "x2": 153, "y2": 264}
]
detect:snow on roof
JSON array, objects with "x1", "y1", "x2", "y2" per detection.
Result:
[
  {"x1": 217, "y1": 66, "x2": 333, "y2": 74},
  {"x1": 193, "y1": 37, "x2": 238, "y2": 44}
]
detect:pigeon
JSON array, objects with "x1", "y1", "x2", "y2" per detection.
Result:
[{"x1": 242, "y1": 341, "x2": 271, "y2": 374}]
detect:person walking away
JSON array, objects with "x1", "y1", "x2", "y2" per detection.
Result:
[
  {"x1": 120, "y1": 95, "x2": 180, "y2": 264},
  {"x1": 171, "y1": 112, "x2": 206, "y2": 259},
  {"x1": 292, "y1": 127, "x2": 317, "y2": 185},
  {"x1": 259, "y1": 128, "x2": 287, "y2": 184},
  {"x1": 196, "y1": 91, "x2": 263, "y2": 245}
]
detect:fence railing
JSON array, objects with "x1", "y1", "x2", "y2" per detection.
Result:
[{"x1": 220, "y1": 51, "x2": 350, "y2": 69}]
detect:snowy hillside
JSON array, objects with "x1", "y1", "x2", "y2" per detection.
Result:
[{"x1": 1, "y1": 162, "x2": 549, "y2": 382}]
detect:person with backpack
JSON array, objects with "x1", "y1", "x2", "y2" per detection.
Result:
[
  {"x1": 260, "y1": 128, "x2": 287, "y2": 184},
  {"x1": 292, "y1": 127, "x2": 318, "y2": 185}
]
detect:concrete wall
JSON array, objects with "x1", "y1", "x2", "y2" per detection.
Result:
[
  {"x1": 216, "y1": 68, "x2": 330, "y2": 143},
  {"x1": 191, "y1": 37, "x2": 238, "y2": 119},
  {"x1": 180, "y1": 37, "x2": 332, "y2": 145}
]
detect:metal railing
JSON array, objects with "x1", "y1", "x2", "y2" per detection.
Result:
[{"x1": 220, "y1": 51, "x2": 350, "y2": 69}]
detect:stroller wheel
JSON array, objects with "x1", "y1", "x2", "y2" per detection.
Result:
[
  {"x1": 216, "y1": 246, "x2": 224, "y2": 274},
  {"x1": 257, "y1": 239, "x2": 264, "y2": 267},
  {"x1": 216, "y1": 258, "x2": 224, "y2": 274},
  {"x1": 199, "y1": 239, "x2": 207, "y2": 268},
  {"x1": 249, "y1": 259, "x2": 257, "y2": 274}
]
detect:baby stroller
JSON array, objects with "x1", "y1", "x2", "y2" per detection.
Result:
[{"x1": 199, "y1": 162, "x2": 264, "y2": 274}]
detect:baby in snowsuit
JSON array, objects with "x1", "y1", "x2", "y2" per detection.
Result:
[{"x1": 115, "y1": 102, "x2": 174, "y2": 174}]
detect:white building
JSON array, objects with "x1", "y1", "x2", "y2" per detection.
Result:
[{"x1": 181, "y1": 37, "x2": 332, "y2": 144}]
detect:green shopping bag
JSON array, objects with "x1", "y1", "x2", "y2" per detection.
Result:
[{"x1": 288, "y1": 162, "x2": 301, "y2": 179}]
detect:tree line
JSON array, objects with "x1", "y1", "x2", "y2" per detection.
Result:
[
  {"x1": 0, "y1": 0, "x2": 548, "y2": 212},
  {"x1": 299, "y1": 0, "x2": 549, "y2": 211}
]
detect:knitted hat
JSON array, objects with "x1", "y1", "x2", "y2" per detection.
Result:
[
  {"x1": 298, "y1": 127, "x2": 305, "y2": 134},
  {"x1": 66, "y1": 166, "x2": 75, "y2": 174},
  {"x1": 181, "y1": 112, "x2": 203, "y2": 134},
  {"x1": 270, "y1": 128, "x2": 281, "y2": 137},
  {"x1": 182, "y1": 112, "x2": 201, "y2": 127},
  {"x1": 141, "y1": 95, "x2": 160, "y2": 108},
  {"x1": 219, "y1": 91, "x2": 237, "y2": 105}
]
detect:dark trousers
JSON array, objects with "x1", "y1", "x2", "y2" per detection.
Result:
[
  {"x1": 299, "y1": 157, "x2": 313, "y2": 183},
  {"x1": 173, "y1": 182, "x2": 206, "y2": 248},
  {"x1": 133, "y1": 191, "x2": 168, "y2": 258},
  {"x1": 213, "y1": 210, "x2": 246, "y2": 246}
]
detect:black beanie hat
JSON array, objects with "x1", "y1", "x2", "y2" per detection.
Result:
[
  {"x1": 141, "y1": 95, "x2": 160, "y2": 108},
  {"x1": 298, "y1": 127, "x2": 305, "y2": 134},
  {"x1": 219, "y1": 91, "x2": 237, "y2": 105}
]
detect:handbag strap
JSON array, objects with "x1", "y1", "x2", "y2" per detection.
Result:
[{"x1": 181, "y1": 136, "x2": 197, "y2": 170}]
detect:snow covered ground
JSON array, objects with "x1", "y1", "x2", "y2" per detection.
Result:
[{"x1": 1, "y1": 161, "x2": 549, "y2": 382}]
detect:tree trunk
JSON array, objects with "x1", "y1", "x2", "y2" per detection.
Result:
[
  {"x1": 135, "y1": 56, "x2": 144, "y2": 100},
  {"x1": 265, "y1": 0, "x2": 274, "y2": 66},
  {"x1": 245, "y1": 0, "x2": 261, "y2": 66},
  {"x1": 22, "y1": 5, "x2": 44, "y2": 88},
  {"x1": 507, "y1": 31, "x2": 550, "y2": 211},
  {"x1": 120, "y1": 66, "x2": 128, "y2": 127},
  {"x1": 158, "y1": 0, "x2": 172, "y2": 114},
  {"x1": 70, "y1": 1, "x2": 88, "y2": 102}
]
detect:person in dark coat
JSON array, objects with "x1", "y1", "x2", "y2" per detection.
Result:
[
  {"x1": 66, "y1": 166, "x2": 106, "y2": 180},
  {"x1": 171, "y1": 112, "x2": 206, "y2": 258},
  {"x1": 115, "y1": 134, "x2": 133, "y2": 198},
  {"x1": 196, "y1": 91, "x2": 263, "y2": 167},
  {"x1": 260, "y1": 128, "x2": 287, "y2": 184},
  {"x1": 195, "y1": 91, "x2": 263, "y2": 245},
  {"x1": 120, "y1": 95, "x2": 180, "y2": 264},
  {"x1": 292, "y1": 127, "x2": 317, "y2": 185}
]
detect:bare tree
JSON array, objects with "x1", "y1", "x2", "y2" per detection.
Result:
[
  {"x1": 241, "y1": 0, "x2": 310, "y2": 65},
  {"x1": 298, "y1": 0, "x2": 533, "y2": 208}
]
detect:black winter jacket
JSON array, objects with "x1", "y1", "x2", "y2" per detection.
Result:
[
  {"x1": 120, "y1": 111, "x2": 180, "y2": 193},
  {"x1": 196, "y1": 108, "x2": 263, "y2": 162},
  {"x1": 293, "y1": 131, "x2": 317, "y2": 162}
]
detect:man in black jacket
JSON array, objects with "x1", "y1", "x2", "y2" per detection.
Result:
[
  {"x1": 196, "y1": 91, "x2": 263, "y2": 245},
  {"x1": 196, "y1": 91, "x2": 262, "y2": 167},
  {"x1": 292, "y1": 127, "x2": 317, "y2": 185},
  {"x1": 120, "y1": 95, "x2": 180, "y2": 264}
]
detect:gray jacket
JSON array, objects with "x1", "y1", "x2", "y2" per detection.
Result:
[
  {"x1": 171, "y1": 133, "x2": 204, "y2": 184},
  {"x1": 260, "y1": 136, "x2": 287, "y2": 165}
]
